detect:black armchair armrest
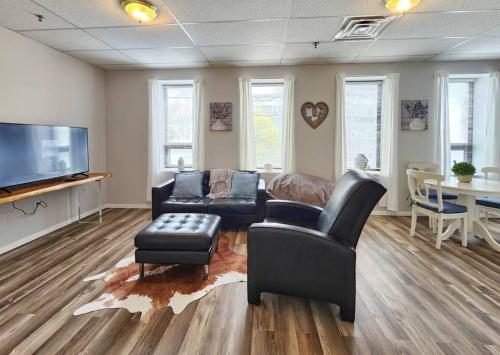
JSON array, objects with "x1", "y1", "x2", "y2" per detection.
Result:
[
  {"x1": 256, "y1": 178, "x2": 267, "y2": 221},
  {"x1": 266, "y1": 200, "x2": 323, "y2": 227},
  {"x1": 152, "y1": 179, "x2": 174, "y2": 220},
  {"x1": 247, "y1": 222, "x2": 356, "y2": 320}
]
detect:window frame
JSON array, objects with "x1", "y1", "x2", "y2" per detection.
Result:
[
  {"x1": 344, "y1": 79, "x2": 383, "y2": 172},
  {"x1": 448, "y1": 78, "x2": 475, "y2": 164},
  {"x1": 161, "y1": 82, "x2": 194, "y2": 171},
  {"x1": 251, "y1": 81, "x2": 285, "y2": 170}
]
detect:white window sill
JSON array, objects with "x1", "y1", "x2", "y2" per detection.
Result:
[
  {"x1": 257, "y1": 169, "x2": 282, "y2": 174},
  {"x1": 161, "y1": 167, "x2": 194, "y2": 173}
]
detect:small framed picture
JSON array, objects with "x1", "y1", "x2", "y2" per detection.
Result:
[
  {"x1": 210, "y1": 102, "x2": 232, "y2": 131},
  {"x1": 401, "y1": 100, "x2": 429, "y2": 131}
]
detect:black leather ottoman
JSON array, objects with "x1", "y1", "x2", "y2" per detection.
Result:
[{"x1": 134, "y1": 213, "x2": 221, "y2": 279}]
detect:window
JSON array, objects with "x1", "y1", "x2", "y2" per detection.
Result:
[
  {"x1": 163, "y1": 84, "x2": 193, "y2": 168},
  {"x1": 251, "y1": 83, "x2": 284, "y2": 169},
  {"x1": 449, "y1": 79, "x2": 474, "y2": 164},
  {"x1": 345, "y1": 80, "x2": 383, "y2": 170}
]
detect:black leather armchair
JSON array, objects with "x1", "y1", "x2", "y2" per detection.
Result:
[{"x1": 247, "y1": 170, "x2": 386, "y2": 322}]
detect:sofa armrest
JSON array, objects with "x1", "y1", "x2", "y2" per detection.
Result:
[
  {"x1": 256, "y1": 178, "x2": 267, "y2": 221},
  {"x1": 247, "y1": 222, "x2": 356, "y2": 307},
  {"x1": 266, "y1": 200, "x2": 323, "y2": 226},
  {"x1": 152, "y1": 179, "x2": 174, "y2": 220}
]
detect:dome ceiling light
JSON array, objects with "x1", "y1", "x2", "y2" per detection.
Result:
[
  {"x1": 121, "y1": 0, "x2": 158, "y2": 23},
  {"x1": 384, "y1": 0, "x2": 420, "y2": 13}
]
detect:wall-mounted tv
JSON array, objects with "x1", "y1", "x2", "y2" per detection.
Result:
[{"x1": 0, "y1": 123, "x2": 89, "y2": 189}]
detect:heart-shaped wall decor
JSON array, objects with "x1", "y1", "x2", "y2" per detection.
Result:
[{"x1": 301, "y1": 101, "x2": 329, "y2": 129}]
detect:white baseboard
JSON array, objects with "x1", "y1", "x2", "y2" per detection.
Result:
[
  {"x1": 0, "y1": 206, "x2": 103, "y2": 255},
  {"x1": 0, "y1": 204, "x2": 152, "y2": 255},
  {"x1": 104, "y1": 203, "x2": 150, "y2": 209},
  {"x1": 371, "y1": 210, "x2": 412, "y2": 217},
  {"x1": 1, "y1": 203, "x2": 409, "y2": 255}
]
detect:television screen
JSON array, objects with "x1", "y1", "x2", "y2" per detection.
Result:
[{"x1": 0, "y1": 123, "x2": 89, "y2": 189}]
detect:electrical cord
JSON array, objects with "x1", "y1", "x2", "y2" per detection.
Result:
[{"x1": 11, "y1": 200, "x2": 48, "y2": 215}]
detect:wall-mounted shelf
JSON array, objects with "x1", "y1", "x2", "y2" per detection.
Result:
[{"x1": 0, "y1": 173, "x2": 112, "y2": 206}]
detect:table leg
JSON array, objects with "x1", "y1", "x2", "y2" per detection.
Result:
[
  {"x1": 473, "y1": 221, "x2": 500, "y2": 252},
  {"x1": 456, "y1": 194, "x2": 475, "y2": 233}
]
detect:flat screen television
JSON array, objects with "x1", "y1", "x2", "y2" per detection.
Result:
[{"x1": 0, "y1": 123, "x2": 89, "y2": 189}]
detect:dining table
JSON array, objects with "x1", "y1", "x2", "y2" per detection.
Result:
[{"x1": 425, "y1": 176, "x2": 500, "y2": 252}]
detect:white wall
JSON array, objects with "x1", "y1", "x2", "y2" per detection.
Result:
[
  {"x1": 0, "y1": 27, "x2": 107, "y2": 252},
  {"x1": 105, "y1": 60, "x2": 500, "y2": 211}
]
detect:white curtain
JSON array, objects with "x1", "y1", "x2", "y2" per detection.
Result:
[
  {"x1": 146, "y1": 79, "x2": 164, "y2": 202},
  {"x1": 485, "y1": 71, "x2": 500, "y2": 168},
  {"x1": 380, "y1": 73, "x2": 400, "y2": 211},
  {"x1": 334, "y1": 73, "x2": 346, "y2": 181},
  {"x1": 282, "y1": 76, "x2": 295, "y2": 173},
  {"x1": 433, "y1": 72, "x2": 451, "y2": 176},
  {"x1": 192, "y1": 78, "x2": 204, "y2": 170},
  {"x1": 239, "y1": 77, "x2": 256, "y2": 170}
]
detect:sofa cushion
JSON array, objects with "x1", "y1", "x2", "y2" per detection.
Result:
[
  {"x1": 135, "y1": 213, "x2": 221, "y2": 251},
  {"x1": 172, "y1": 171, "x2": 204, "y2": 198},
  {"x1": 208, "y1": 198, "x2": 258, "y2": 215},
  {"x1": 160, "y1": 197, "x2": 212, "y2": 214},
  {"x1": 228, "y1": 171, "x2": 260, "y2": 198}
]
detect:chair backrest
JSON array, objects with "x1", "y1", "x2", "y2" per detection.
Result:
[
  {"x1": 408, "y1": 162, "x2": 439, "y2": 172},
  {"x1": 406, "y1": 169, "x2": 445, "y2": 212},
  {"x1": 316, "y1": 170, "x2": 386, "y2": 248},
  {"x1": 482, "y1": 167, "x2": 500, "y2": 180}
]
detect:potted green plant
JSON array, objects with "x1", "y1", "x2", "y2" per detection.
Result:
[{"x1": 451, "y1": 161, "x2": 476, "y2": 183}]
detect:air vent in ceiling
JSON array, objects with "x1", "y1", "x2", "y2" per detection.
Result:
[{"x1": 334, "y1": 16, "x2": 395, "y2": 41}]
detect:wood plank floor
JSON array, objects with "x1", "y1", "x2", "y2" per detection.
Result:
[{"x1": 0, "y1": 208, "x2": 499, "y2": 354}]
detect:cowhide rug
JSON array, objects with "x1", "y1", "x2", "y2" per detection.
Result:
[{"x1": 73, "y1": 232, "x2": 247, "y2": 322}]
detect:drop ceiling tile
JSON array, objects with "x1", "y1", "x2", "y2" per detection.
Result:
[
  {"x1": 98, "y1": 64, "x2": 148, "y2": 70},
  {"x1": 163, "y1": 0, "x2": 292, "y2": 22},
  {"x1": 0, "y1": 0, "x2": 73, "y2": 31},
  {"x1": 480, "y1": 25, "x2": 500, "y2": 37},
  {"x1": 33, "y1": 0, "x2": 175, "y2": 27},
  {"x1": 86, "y1": 25, "x2": 193, "y2": 49},
  {"x1": 200, "y1": 45, "x2": 283, "y2": 62},
  {"x1": 145, "y1": 62, "x2": 210, "y2": 68},
  {"x1": 66, "y1": 50, "x2": 137, "y2": 65},
  {"x1": 282, "y1": 41, "x2": 372, "y2": 59},
  {"x1": 382, "y1": 11, "x2": 500, "y2": 39},
  {"x1": 286, "y1": 17, "x2": 344, "y2": 43},
  {"x1": 121, "y1": 47, "x2": 207, "y2": 64},
  {"x1": 353, "y1": 55, "x2": 431, "y2": 63},
  {"x1": 445, "y1": 37, "x2": 500, "y2": 54},
  {"x1": 19, "y1": 29, "x2": 110, "y2": 51},
  {"x1": 290, "y1": 0, "x2": 392, "y2": 18},
  {"x1": 431, "y1": 53, "x2": 500, "y2": 61},
  {"x1": 184, "y1": 20, "x2": 288, "y2": 46},
  {"x1": 281, "y1": 58, "x2": 352, "y2": 65},
  {"x1": 363, "y1": 38, "x2": 465, "y2": 57},
  {"x1": 210, "y1": 60, "x2": 281, "y2": 67},
  {"x1": 414, "y1": 0, "x2": 500, "y2": 12}
]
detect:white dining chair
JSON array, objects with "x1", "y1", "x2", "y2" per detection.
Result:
[
  {"x1": 407, "y1": 169, "x2": 468, "y2": 249},
  {"x1": 476, "y1": 167, "x2": 500, "y2": 224},
  {"x1": 408, "y1": 162, "x2": 458, "y2": 230}
]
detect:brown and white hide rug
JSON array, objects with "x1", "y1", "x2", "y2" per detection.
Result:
[{"x1": 73, "y1": 233, "x2": 247, "y2": 322}]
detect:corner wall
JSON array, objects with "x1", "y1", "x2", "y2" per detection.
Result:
[{"x1": 0, "y1": 27, "x2": 107, "y2": 252}]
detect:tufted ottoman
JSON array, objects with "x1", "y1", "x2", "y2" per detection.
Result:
[{"x1": 134, "y1": 213, "x2": 221, "y2": 279}]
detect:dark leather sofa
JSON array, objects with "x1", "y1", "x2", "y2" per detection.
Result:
[
  {"x1": 152, "y1": 171, "x2": 267, "y2": 225},
  {"x1": 247, "y1": 170, "x2": 386, "y2": 322}
]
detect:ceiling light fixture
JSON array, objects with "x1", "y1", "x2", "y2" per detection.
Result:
[
  {"x1": 121, "y1": 0, "x2": 157, "y2": 23},
  {"x1": 384, "y1": 0, "x2": 420, "y2": 13}
]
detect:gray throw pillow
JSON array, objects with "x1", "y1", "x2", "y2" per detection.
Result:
[
  {"x1": 228, "y1": 171, "x2": 260, "y2": 198},
  {"x1": 172, "y1": 171, "x2": 204, "y2": 198}
]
